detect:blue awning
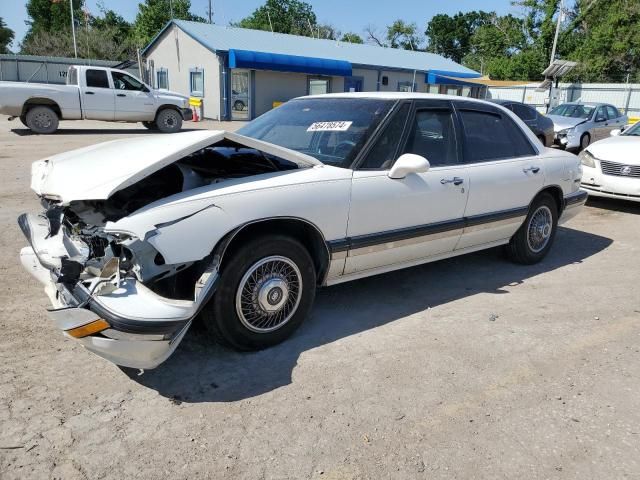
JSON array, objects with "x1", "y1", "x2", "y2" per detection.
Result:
[
  {"x1": 426, "y1": 69, "x2": 482, "y2": 86},
  {"x1": 229, "y1": 49, "x2": 352, "y2": 77}
]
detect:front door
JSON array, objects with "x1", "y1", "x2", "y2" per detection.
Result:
[
  {"x1": 111, "y1": 71, "x2": 155, "y2": 121},
  {"x1": 231, "y1": 70, "x2": 250, "y2": 120},
  {"x1": 454, "y1": 103, "x2": 545, "y2": 249},
  {"x1": 592, "y1": 106, "x2": 609, "y2": 141},
  {"x1": 82, "y1": 69, "x2": 115, "y2": 121},
  {"x1": 345, "y1": 101, "x2": 469, "y2": 274}
]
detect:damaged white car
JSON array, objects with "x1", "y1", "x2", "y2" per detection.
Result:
[{"x1": 19, "y1": 93, "x2": 587, "y2": 369}]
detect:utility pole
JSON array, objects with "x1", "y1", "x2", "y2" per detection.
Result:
[
  {"x1": 208, "y1": 0, "x2": 213, "y2": 24},
  {"x1": 70, "y1": 0, "x2": 78, "y2": 58},
  {"x1": 169, "y1": 0, "x2": 174, "y2": 18},
  {"x1": 549, "y1": 0, "x2": 563, "y2": 65}
]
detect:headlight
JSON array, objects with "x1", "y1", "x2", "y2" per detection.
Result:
[
  {"x1": 558, "y1": 128, "x2": 573, "y2": 136},
  {"x1": 579, "y1": 150, "x2": 596, "y2": 168}
]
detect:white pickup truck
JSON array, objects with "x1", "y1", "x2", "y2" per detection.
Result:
[{"x1": 0, "y1": 65, "x2": 193, "y2": 134}]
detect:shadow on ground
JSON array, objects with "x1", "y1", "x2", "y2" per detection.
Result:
[
  {"x1": 128, "y1": 227, "x2": 612, "y2": 403},
  {"x1": 586, "y1": 196, "x2": 640, "y2": 215},
  {"x1": 10, "y1": 127, "x2": 201, "y2": 136}
]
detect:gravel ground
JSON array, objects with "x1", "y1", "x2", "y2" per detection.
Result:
[{"x1": 0, "y1": 116, "x2": 639, "y2": 480}]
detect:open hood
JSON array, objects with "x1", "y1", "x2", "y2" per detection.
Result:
[
  {"x1": 30, "y1": 130, "x2": 322, "y2": 204},
  {"x1": 546, "y1": 115, "x2": 587, "y2": 132}
]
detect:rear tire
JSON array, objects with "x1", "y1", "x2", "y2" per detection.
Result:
[
  {"x1": 155, "y1": 109, "x2": 183, "y2": 133},
  {"x1": 537, "y1": 134, "x2": 546, "y2": 146},
  {"x1": 201, "y1": 235, "x2": 316, "y2": 351},
  {"x1": 142, "y1": 121, "x2": 158, "y2": 130},
  {"x1": 507, "y1": 192, "x2": 558, "y2": 265},
  {"x1": 25, "y1": 106, "x2": 59, "y2": 134}
]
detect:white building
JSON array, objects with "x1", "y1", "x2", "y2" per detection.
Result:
[{"x1": 142, "y1": 20, "x2": 483, "y2": 121}]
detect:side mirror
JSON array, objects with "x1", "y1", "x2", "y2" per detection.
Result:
[
  {"x1": 388, "y1": 153, "x2": 430, "y2": 179},
  {"x1": 610, "y1": 129, "x2": 621, "y2": 137}
]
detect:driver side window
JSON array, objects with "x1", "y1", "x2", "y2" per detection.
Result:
[
  {"x1": 595, "y1": 107, "x2": 607, "y2": 122},
  {"x1": 111, "y1": 71, "x2": 145, "y2": 91}
]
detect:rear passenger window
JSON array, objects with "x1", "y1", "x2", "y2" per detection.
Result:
[
  {"x1": 511, "y1": 103, "x2": 536, "y2": 121},
  {"x1": 402, "y1": 109, "x2": 458, "y2": 166},
  {"x1": 86, "y1": 69, "x2": 109, "y2": 88},
  {"x1": 458, "y1": 109, "x2": 535, "y2": 162},
  {"x1": 359, "y1": 103, "x2": 410, "y2": 170},
  {"x1": 606, "y1": 106, "x2": 620, "y2": 119}
]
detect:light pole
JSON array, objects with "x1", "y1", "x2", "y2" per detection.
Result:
[
  {"x1": 549, "y1": 0, "x2": 563, "y2": 64},
  {"x1": 69, "y1": 0, "x2": 78, "y2": 58}
]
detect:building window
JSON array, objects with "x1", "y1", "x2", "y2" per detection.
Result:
[
  {"x1": 157, "y1": 68, "x2": 169, "y2": 89},
  {"x1": 397, "y1": 81, "x2": 417, "y2": 92},
  {"x1": 308, "y1": 77, "x2": 330, "y2": 95},
  {"x1": 189, "y1": 69, "x2": 204, "y2": 97}
]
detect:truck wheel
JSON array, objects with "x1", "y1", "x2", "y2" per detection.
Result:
[
  {"x1": 142, "y1": 121, "x2": 158, "y2": 131},
  {"x1": 25, "y1": 106, "x2": 59, "y2": 134},
  {"x1": 201, "y1": 235, "x2": 316, "y2": 351},
  {"x1": 155, "y1": 109, "x2": 182, "y2": 133}
]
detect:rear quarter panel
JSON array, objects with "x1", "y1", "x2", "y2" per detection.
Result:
[{"x1": 0, "y1": 82, "x2": 81, "y2": 119}]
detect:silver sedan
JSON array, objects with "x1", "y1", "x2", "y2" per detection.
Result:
[{"x1": 548, "y1": 102, "x2": 628, "y2": 151}]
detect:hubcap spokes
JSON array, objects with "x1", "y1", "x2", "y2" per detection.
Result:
[
  {"x1": 236, "y1": 256, "x2": 302, "y2": 333},
  {"x1": 527, "y1": 206, "x2": 553, "y2": 253}
]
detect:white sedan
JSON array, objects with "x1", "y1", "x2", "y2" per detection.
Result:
[
  {"x1": 19, "y1": 93, "x2": 587, "y2": 369},
  {"x1": 580, "y1": 121, "x2": 640, "y2": 201}
]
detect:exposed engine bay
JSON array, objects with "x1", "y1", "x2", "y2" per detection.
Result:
[{"x1": 42, "y1": 140, "x2": 300, "y2": 301}]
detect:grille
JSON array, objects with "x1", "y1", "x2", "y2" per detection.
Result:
[{"x1": 600, "y1": 160, "x2": 640, "y2": 178}]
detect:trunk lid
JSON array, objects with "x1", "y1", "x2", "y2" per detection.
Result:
[{"x1": 31, "y1": 130, "x2": 322, "y2": 204}]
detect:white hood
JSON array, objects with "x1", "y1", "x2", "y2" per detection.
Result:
[
  {"x1": 586, "y1": 135, "x2": 640, "y2": 164},
  {"x1": 30, "y1": 130, "x2": 321, "y2": 204}
]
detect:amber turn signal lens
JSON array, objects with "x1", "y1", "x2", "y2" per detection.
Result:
[{"x1": 65, "y1": 319, "x2": 110, "y2": 338}]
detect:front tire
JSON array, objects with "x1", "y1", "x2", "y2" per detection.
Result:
[
  {"x1": 201, "y1": 235, "x2": 316, "y2": 351},
  {"x1": 155, "y1": 108, "x2": 183, "y2": 133},
  {"x1": 25, "y1": 106, "x2": 59, "y2": 134},
  {"x1": 507, "y1": 193, "x2": 558, "y2": 264},
  {"x1": 580, "y1": 133, "x2": 590, "y2": 151}
]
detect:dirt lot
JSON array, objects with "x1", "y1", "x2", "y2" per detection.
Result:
[{"x1": 0, "y1": 116, "x2": 639, "y2": 480}]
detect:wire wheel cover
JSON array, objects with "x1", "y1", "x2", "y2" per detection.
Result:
[{"x1": 235, "y1": 256, "x2": 303, "y2": 333}]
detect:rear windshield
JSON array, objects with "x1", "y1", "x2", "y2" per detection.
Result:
[
  {"x1": 237, "y1": 98, "x2": 395, "y2": 168},
  {"x1": 549, "y1": 104, "x2": 594, "y2": 119}
]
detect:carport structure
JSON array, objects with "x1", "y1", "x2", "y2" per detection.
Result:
[{"x1": 142, "y1": 20, "x2": 481, "y2": 120}]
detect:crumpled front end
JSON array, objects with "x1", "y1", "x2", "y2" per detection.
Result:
[{"x1": 18, "y1": 206, "x2": 219, "y2": 369}]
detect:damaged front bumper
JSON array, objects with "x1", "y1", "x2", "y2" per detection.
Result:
[{"x1": 18, "y1": 212, "x2": 217, "y2": 369}]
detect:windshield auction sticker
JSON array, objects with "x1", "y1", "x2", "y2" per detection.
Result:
[{"x1": 307, "y1": 121, "x2": 353, "y2": 132}]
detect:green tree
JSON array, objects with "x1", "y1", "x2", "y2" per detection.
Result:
[
  {"x1": 425, "y1": 11, "x2": 492, "y2": 63},
  {"x1": 134, "y1": 0, "x2": 202, "y2": 47},
  {"x1": 24, "y1": 0, "x2": 84, "y2": 40},
  {"x1": 236, "y1": 0, "x2": 317, "y2": 37},
  {"x1": 341, "y1": 32, "x2": 363, "y2": 44},
  {"x1": 386, "y1": 20, "x2": 421, "y2": 50},
  {"x1": 0, "y1": 17, "x2": 15, "y2": 53}
]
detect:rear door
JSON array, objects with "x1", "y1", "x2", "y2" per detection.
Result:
[
  {"x1": 454, "y1": 101, "x2": 544, "y2": 250},
  {"x1": 345, "y1": 100, "x2": 470, "y2": 274},
  {"x1": 111, "y1": 71, "x2": 156, "y2": 121},
  {"x1": 81, "y1": 69, "x2": 115, "y2": 120}
]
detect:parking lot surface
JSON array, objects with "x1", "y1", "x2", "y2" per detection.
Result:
[{"x1": 1, "y1": 117, "x2": 639, "y2": 479}]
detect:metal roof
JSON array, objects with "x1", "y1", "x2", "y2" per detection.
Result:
[{"x1": 145, "y1": 20, "x2": 479, "y2": 76}]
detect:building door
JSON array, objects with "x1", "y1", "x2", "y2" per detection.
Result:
[
  {"x1": 344, "y1": 77, "x2": 363, "y2": 92},
  {"x1": 231, "y1": 70, "x2": 250, "y2": 120}
]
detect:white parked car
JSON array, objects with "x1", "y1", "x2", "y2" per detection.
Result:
[
  {"x1": 580, "y1": 121, "x2": 640, "y2": 201},
  {"x1": 19, "y1": 93, "x2": 587, "y2": 369}
]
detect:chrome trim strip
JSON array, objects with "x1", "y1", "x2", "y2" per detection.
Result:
[{"x1": 349, "y1": 228, "x2": 463, "y2": 257}]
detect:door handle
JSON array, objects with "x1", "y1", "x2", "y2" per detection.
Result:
[
  {"x1": 117, "y1": 93, "x2": 126, "y2": 97},
  {"x1": 523, "y1": 166, "x2": 540, "y2": 174},
  {"x1": 441, "y1": 177, "x2": 464, "y2": 185},
  {"x1": 85, "y1": 91, "x2": 95, "y2": 95}
]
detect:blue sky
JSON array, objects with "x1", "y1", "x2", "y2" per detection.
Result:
[{"x1": 3, "y1": 0, "x2": 519, "y2": 51}]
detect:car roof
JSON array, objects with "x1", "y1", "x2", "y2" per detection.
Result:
[{"x1": 301, "y1": 92, "x2": 491, "y2": 105}]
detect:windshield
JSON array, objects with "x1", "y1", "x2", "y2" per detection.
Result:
[
  {"x1": 622, "y1": 122, "x2": 640, "y2": 136},
  {"x1": 237, "y1": 98, "x2": 395, "y2": 168},
  {"x1": 549, "y1": 104, "x2": 595, "y2": 119}
]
